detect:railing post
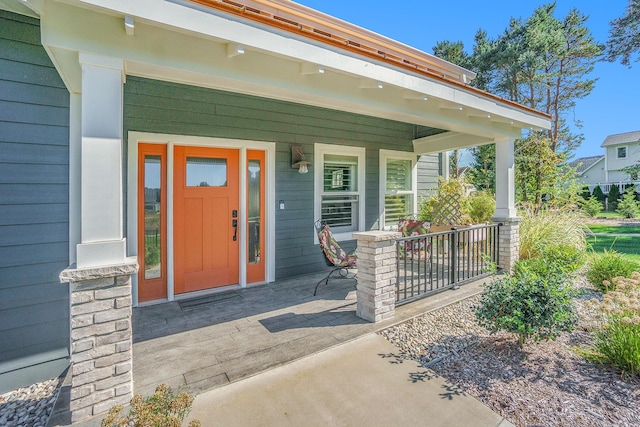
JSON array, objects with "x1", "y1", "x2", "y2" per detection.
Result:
[
  {"x1": 353, "y1": 231, "x2": 400, "y2": 322},
  {"x1": 451, "y1": 228, "x2": 458, "y2": 286}
]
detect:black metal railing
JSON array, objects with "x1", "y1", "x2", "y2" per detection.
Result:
[{"x1": 395, "y1": 223, "x2": 500, "y2": 306}]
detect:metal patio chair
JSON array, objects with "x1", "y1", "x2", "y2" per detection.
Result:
[{"x1": 313, "y1": 220, "x2": 357, "y2": 296}]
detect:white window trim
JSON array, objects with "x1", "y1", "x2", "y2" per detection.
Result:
[
  {"x1": 379, "y1": 150, "x2": 418, "y2": 230},
  {"x1": 617, "y1": 145, "x2": 628, "y2": 159},
  {"x1": 314, "y1": 143, "x2": 366, "y2": 242}
]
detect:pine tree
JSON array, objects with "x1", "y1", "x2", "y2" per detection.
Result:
[
  {"x1": 608, "y1": 184, "x2": 621, "y2": 211},
  {"x1": 592, "y1": 185, "x2": 606, "y2": 205},
  {"x1": 606, "y1": 0, "x2": 640, "y2": 67}
]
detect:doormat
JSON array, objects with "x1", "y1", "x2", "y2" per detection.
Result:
[{"x1": 178, "y1": 291, "x2": 242, "y2": 311}]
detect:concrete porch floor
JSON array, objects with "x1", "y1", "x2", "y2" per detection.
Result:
[{"x1": 132, "y1": 270, "x2": 485, "y2": 397}]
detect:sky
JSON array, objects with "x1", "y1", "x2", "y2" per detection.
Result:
[{"x1": 294, "y1": 0, "x2": 639, "y2": 161}]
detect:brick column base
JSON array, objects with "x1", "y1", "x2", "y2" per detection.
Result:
[
  {"x1": 59, "y1": 258, "x2": 138, "y2": 423},
  {"x1": 492, "y1": 217, "x2": 521, "y2": 274},
  {"x1": 353, "y1": 231, "x2": 400, "y2": 322}
]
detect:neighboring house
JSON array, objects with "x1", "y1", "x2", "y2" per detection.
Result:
[
  {"x1": 0, "y1": 0, "x2": 549, "y2": 410},
  {"x1": 602, "y1": 130, "x2": 640, "y2": 182},
  {"x1": 570, "y1": 130, "x2": 640, "y2": 194},
  {"x1": 570, "y1": 155, "x2": 605, "y2": 188}
]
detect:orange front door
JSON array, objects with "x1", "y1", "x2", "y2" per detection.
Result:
[{"x1": 174, "y1": 146, "x2": 240, "y2": 294}]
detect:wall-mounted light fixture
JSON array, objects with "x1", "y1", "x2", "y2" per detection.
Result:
[{"x1": 291, "y1": 145, "x2": 311, "y2": 174}]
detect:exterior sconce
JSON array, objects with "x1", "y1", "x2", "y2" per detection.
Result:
[{"x1": 291, "y1": 145, "x2": 311, "y2": 174}]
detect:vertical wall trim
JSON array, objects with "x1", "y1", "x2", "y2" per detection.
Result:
[{"x1": 69, "y1": 94, "x2": 81, "y2": 263}]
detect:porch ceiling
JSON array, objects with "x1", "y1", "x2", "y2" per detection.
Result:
[{"x1": 38, "y1": 0, "x2": 549, "y2": 143}]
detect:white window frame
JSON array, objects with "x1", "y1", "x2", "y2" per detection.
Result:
[
  {"x1": 617, "y1": 146, "x2": 627, "y2": 159},
  {"x1": 379, "y1": 150, "x2": 418, "y2": 230},
  {"x1": 314, "y1": 143, "x2": 366, "y2": 242}
]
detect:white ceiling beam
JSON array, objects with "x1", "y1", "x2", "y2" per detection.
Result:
[{"x1": 413, "y1": 131, "x2": 493, "y2": 155}]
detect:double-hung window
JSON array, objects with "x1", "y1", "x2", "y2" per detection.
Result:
[
  {"x1": 617, "y1": 146, "x2": 627, "y2": 159},
  {"x1": 315, "y1": 144, "x2": 365, "y2": 240},
  {"x1": 380, "y1": 150, "x2": 417, "y2": 229}
]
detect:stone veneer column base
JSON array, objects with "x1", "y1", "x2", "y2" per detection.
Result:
[
  {"x1": 353, "y1": 231, "x2": 401, "y2": 323},
  {"x1": 492, "y1": 217, "x2": 521, "y2": 274},
  {"x1": 59, "y1": 258, "x2": 138, "y2": 423}
]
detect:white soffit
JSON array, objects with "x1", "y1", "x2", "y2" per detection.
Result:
[{"x1": 44, "y1": 0, "x2": 550, "y2": 135}]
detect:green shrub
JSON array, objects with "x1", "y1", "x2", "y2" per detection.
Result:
[
  {"x1": 468, "y1": 190, "x2": 496, "y2": 223},
  {"x1": 580, "y1": 195, "x2": 604, "y2": 217},
  {"x1": 592, "y1": 185, "x2": 606, "y2": 205},
  {"x1": 594, "y1": 317, "x2": 640, "y2": 377},
  {"x1": 519, "y1": 207, "x2": 587, "y2": 261},
  {"x1": 586, "y1": 249, "x2": 640, "y2": 292},
  {"x1": 102, "y1": 384, "x2": 200, "y2": 427},
  {"x1": 608, "y1": 184, "x2": 621, "y2": 211},
  {"x1": 579, "y1": 186, "x2": 591, "y2": 200},
  {"x1": 515, "y1": 244, "x2": 584, "y2": 278},
  {"x1": 474, "y1": 272, "x2": 577, "y2": 347},
  {"x1": 586, "y1": 273, "x2": 640, "y2": 377},
  {"x1": 616, "y1": 186, "x2": 640, "y2": 219}
]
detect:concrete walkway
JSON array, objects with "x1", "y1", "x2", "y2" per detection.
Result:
[{"x1": 188, "y1": 333, "x2": 514, "y2": 427}]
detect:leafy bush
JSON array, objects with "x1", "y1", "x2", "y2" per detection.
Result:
[
  {"x1": 519, "y1": 207, "x2": 587, "y2": 261},
  {"x1": 475, "y1": 272, "x2": 577, "y2": 347},
  {"x1": 580, "y1": 195, "x2": 603, "y2": 217},
  {"x1": 586, "y1": 249, "x2": 640, "y2": 292},
  {"x1": 468, "y1": 190, "x2": 496, "y2": 223},
  {"x1": 102, "y1": 384, "x2": 201, "y2": 427},
  {"x1": 585, "y1": 272, "x2": 640, "y2": 377},
  {"x1": 616, "y1": 186, "x2": 640, "y2": 218},
  {"x1": 608, "y1": 184, "x2": 621, "y2": 211}
]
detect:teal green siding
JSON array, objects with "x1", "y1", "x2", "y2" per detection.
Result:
[
  {"x1": 124, "y1": 78, "x2": 441, "y2": 278},
  {"x1": 0, "y1": 10, "x2": 70, "y2": 393}
]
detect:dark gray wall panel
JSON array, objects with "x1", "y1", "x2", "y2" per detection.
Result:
[
  {"x1": 124, "y1": 77, "x2": 442, "y2": 280},
  {"x1": 417, "y1": 154, "x2": 441, "y2": 200},
  {"x1": 0, "y1": 10, "x2": 70, "y2": 393}
]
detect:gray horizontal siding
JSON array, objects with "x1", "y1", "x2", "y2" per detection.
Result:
[
  {"x1": 124, "y1": 77, "x2": 441, "y2": 279},
  {"x1": 0, "y1": 10, "x2": 70, "y2": 393},
  {"x1": 417, "y1": 154, "x2": 441, "y2": 201}
]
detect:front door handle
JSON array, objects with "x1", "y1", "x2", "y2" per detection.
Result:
[{"x1": 232, "y1": 219, "x2": 238, "y2": 241}]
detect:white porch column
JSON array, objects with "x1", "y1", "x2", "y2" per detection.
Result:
[
  {"x1": 492, "y1": 137, "x2": 520, "y2": 273},
  {"x1": 493, "y1": 137, "x2": 517, "y2": 218},
  {"x1": 76, "y1": 54, "x2": 126, "y2": 268},
  {"x1": 441, "y1": 151, "x2": 450, "y2": 179}
]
